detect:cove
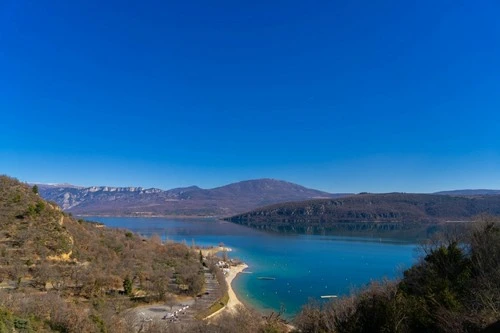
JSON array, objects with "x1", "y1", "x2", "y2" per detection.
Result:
[{"x1": 87, "y1": 216, "x2": 417, "y2": 318}]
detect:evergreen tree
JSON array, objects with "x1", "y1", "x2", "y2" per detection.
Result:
[{"x1": 123, "y1": 276, "x2": 133, "y2": 296}]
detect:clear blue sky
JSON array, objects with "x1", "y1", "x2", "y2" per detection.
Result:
[{"x1": 1, "y1": 0, "x2": 499, "y2": 192}]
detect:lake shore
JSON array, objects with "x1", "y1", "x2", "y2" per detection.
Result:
[
  {"x1": 200, "y1": 245, "x2": 232, "y2": 257},
  {"x1": 225, "y1": 263, "x2": 248, "y2": 311},
  {"x1": 92, "y1": 216, "x2": 417, "y2": 319},
  {"x1": 205, "y1": 263, "x2": 248, "y2": 319}
]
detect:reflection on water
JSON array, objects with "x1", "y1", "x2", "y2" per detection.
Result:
[{"x1": 87, "y1": 216, "x2": 417, "y2": 318}]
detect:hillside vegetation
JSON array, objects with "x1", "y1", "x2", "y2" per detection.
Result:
[
  {"x1": 0, "y1": 176, "x2": 204, "y2": 332},
  {"x1": 225, "y1": 193, "x2": 500, "y2": 236}
]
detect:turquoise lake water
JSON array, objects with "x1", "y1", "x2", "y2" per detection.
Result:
[{"x1": 87, "y1": 217, "x2": 417, "y2": 318}]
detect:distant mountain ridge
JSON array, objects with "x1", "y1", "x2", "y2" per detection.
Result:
[{"x1": 37, "y1": 178, "x2": 344, "y2": 216}]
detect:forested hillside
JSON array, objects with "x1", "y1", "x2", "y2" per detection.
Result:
[
  {"x1": 226, "y1": 193, "x2": 500, "y2": 236},
  {"x1": 0, "y1": 176, "x2": 204, "y2": 332}
]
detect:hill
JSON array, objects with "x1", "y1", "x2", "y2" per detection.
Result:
[
  {"x1": 0, "y1": 176, "x2": 206, "y2": 332},
  {"x1": 225, "y1": 193, "x2": 500, "y2": 235},
  {"x1": 37, "y1": 179, "x2": 344, "y2": 217}
]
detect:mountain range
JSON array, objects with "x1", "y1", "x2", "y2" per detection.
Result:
[
  {"x1": 36, "y1": 178, "x2": 500, "y2": 219},
  {"x1": 37, "y1": 179, "x2": 345, "y2": 216}
]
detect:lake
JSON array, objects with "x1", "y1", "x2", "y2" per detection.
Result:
[{"x1": 87, "y1": 216, "x2": 417, "y2": 318}]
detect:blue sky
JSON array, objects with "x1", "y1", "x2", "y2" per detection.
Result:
[{"x1": 1, "y1": 0, "x2": 499, "y2": 192}]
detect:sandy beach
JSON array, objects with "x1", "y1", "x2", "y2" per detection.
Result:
[
  {"x1": 205, "y1": 263, "x2": 248, "y2": 319},
  {"x1": 225, "y1": 263, "x2": 248, "y2": 311}
]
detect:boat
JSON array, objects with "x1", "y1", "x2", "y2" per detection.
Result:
[
  {"x1": 257, "y1": 277, "x2": 276, "y2": 280},
  {"x1": 320, "y1": 295, "x2": 338, "y2": 299}
]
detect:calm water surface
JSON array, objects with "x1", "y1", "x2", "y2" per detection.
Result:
[{"x1": 88, "y1": 217, "x2": 417, "y2": 318}]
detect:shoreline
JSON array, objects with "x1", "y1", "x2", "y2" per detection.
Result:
[
  {"x1": 200, "y1": 246, "x2": 232, "y2": 257},
  {"x1": 205, "y1": 263, "x2": 248, "y2": 319},
  {"x1": 225, "y1": 263, "x2": 248, "y2": 311}
]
